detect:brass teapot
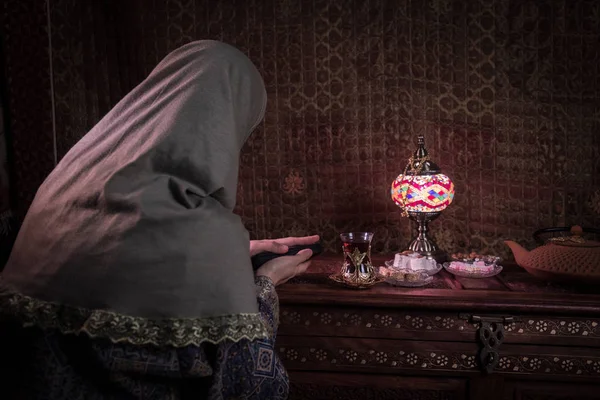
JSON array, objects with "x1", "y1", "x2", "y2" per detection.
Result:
[{"x1": 504, "y1": 226, "x2": 600, "y2": 284}]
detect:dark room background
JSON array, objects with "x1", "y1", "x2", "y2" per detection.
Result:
[{"x1": 2, "y1": 0, "x2": 599, "y2": 258}]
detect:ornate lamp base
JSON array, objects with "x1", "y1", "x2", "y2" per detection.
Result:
[{"x1": 405, "y1": 211, "x2": 447, "y2": 263}]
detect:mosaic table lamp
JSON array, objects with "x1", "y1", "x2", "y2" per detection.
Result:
[{"x1": 390, "y1": 135, "x2": 455, "y2": 262}]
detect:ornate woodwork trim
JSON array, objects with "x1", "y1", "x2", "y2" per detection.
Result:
[
  {"x1": 279, "y1": 345, "x2": 478, "y2": 372},
  {"x1": 280, "y1": 308, "x2": 600, "y2": 341},
  {"x1": 281, "y1": 308, "x2": 477, "y2": 332},
  {"x1": 278, "y1": 344, "x2": 600, "y2": 377},
  {"x1": 289, "y1": 383, "x2": 461, "y2": 400}
]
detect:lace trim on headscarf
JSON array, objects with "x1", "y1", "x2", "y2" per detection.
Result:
[{"x1": 0, "y1": 278, "x2": 272, "y2": 347}]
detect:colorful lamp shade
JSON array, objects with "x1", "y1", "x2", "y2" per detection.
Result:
[
  {"x1": 390, "y1": 135, "x2": 455, "y2": 262},
  {"x1": 391, "y1": 173, "x2": 455, "y2": 213}
]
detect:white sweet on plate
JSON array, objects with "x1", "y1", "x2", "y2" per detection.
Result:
[{"x1": 392, "y1": 251, "x2": 438, "y2": 273}]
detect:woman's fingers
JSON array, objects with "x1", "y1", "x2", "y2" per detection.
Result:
[
  {"x1": 279, "y1": 260, "x2": 311, "y2": 285},
  {"x1": 275, "y1": 235, "x2": 320, "y2": 246},
  {"x1": 254, "y1": 247, "x2": 315, "y2": 285},
  {"x1": 250, "y1": 235, "x2": 319, "y2": 257},
  {"x1": 249, "y1": 240, "x2": 288, "y2": 256},
  {"x1": 295, "y1": 260, "x2": 311, "y2": 275},
  {"x1": 262, "y1": 241, "x2": 289, "y2": 254},
  {"x1": 292, "y1": 248, "x2": 313, "y2": 263}
]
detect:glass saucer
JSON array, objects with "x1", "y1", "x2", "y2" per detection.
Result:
[
  {"x1": 328, "y1": 273, "x2": 384, "y2": 289},
  {"x1": 384, "y1": 260, "x2": 443, "y2": 276},
  {"x1": 443, "y1": 262, "x2": 503, "y2": 278},
  {"x1": 378, "y1": 267, "x2": 434, "y2": 287}
]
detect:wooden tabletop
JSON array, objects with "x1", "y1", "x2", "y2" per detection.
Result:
[{"x1": 278, "y1": 254, "x2": 600, "y2": 316}]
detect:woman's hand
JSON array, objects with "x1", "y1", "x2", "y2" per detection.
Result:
[
  {"x1": 249, "y1": 235, "x2": 320, "y2": 257},
  {"x1": 255, "y1": 249, "x2": 313, "y2": 286}
]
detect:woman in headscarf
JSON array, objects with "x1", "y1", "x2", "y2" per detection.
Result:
[{"x1": 0, "y1": 40, "x2": 318, "y2": 399}]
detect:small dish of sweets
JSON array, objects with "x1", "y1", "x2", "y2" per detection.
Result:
[
  {"x1": 443, "y1": 252, "x2": 502, "y2": 278},
  {"x1": 384, "y1": 250, "x2": 443, "y2": 276},
  {"x1": 378, "y1": 266, "x2": 434, "y2": 287}
]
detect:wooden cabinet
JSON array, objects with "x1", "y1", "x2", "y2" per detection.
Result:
[
  {"x1": 289, "y1": 373, "x2": 467, "y2": 399},
  {"x1": 276, "y1": 256, "x2": 600, "y2": 400}
]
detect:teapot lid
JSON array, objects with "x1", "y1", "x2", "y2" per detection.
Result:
[{"x1": 548, "y1": 226, "x2": 600, "y2": 248}]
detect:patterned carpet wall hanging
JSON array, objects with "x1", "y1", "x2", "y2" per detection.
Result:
[{"x1": 2, "y1": 0, "x2": 600, "y2": 258}]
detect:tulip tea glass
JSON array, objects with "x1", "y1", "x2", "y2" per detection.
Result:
[{"x1": 329, "y1": 232, "x2": 381, "y2": 288}]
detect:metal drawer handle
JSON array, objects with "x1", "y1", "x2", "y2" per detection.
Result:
[{"x1": 459, "y1": 313, "x2": 520, "y2": 374}]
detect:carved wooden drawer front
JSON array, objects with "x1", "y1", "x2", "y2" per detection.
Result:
[
  {"x1": 503, "y1": 381, "x2": 600, "y2": 400},
  {"x1": 277, "y1": 334, "x2": 600, "y2": 378},
  {"x1": 277, "y1": 259, "x2": 600, "y2": 400},
  {"x1": 278, "y1": 336, "x2": 480, "y2": 373},
  {"x1": 288, "y1": 372, "x2": 467, "y2": 400},
  {"x1": 279, "y1": 306, "x2": 600, "y2": 347}
]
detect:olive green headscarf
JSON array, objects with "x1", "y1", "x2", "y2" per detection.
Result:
[{"x1": 0, "y1": 40, "x2": 268, "y2": 346}]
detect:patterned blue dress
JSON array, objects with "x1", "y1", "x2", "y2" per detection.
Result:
[{"x1": 1, "y1": 276, "x2": 288, "y2": 399}]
